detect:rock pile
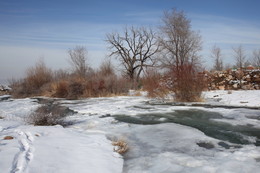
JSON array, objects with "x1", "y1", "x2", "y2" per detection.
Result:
[{"x1": 204, "y1": 69, "x2": 260, "y2": 90}]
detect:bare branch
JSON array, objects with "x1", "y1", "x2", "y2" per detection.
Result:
[
  {"x1": 106, "y1": 26, "x2": 160, "y2": 83},
  {"x1": 159, "y1": 9, "x2": 202, "y2": 72},
  {"x1": 211, "y1": 45, "x2": 223, "y2": 71},
  {"x1": 252, "y1": 49, "x2": 260, "y2": 68},
  {"x1": 233, "y1": 45, "x2": 246, "y2": 69},
  {"x1": 68, "y1": 46, "x2": 89, "y2": 77}
]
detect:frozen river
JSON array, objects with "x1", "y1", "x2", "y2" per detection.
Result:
[
  {"x1": 1, "y1": 95, "x2": 260, "y2": 172},
  {"x1": 62, "y1": 96, "x2": 260, "y2": 173}
]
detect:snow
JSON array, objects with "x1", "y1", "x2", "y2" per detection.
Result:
[
  {"x1": 120, "y1": 124, "x2": 260, "y2": 173},
  {"x1": 0, "y1": 90, "x2": 260, "y2": 173},
  {"x1": 203, "y1": 90, "x2": 260, "y2": 107},
  {"x1": 209, "y1": 108, "x2": 260, "y2": 128},
  {"x1": 0, "y1": 98, "x2": 39, "y2": 121},
  {"x1": 0, "y1": 122, "x2": 123, "y2": 173},
  {"x1": 0, "y1": 95, "x2": 11, "y2": 100},
  {"x1": 0, "y1": 98, "x2": 123, "y2": 173}
]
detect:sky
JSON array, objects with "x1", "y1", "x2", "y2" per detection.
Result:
[{"x1": 1, "y1": 0, "x2": 260, "y2": 83}]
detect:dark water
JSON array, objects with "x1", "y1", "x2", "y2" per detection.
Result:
[{"x1": 114, "y1": 109, "x2": 260, "y2": 146}]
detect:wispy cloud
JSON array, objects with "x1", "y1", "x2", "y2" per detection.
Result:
[
  {"x1": 1, "y1": 8, "x2": 260, "y2": 76},
  {"x1": 0, "y1": 21, "x2": 123, "y2": 49},
  {"x1": 191, "y1": 14, "x2": 260, "y2": 46},
  {"x1": 188, "y1": 14, "x2": 260, "y2": 67}
]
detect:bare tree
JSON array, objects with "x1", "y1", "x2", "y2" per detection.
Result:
[
  {"x1": 106, "y1": 26, "x2": 159, "y2": 84},
  {"x1": 252, "y1": 49, "x2": 260, "y2": 68},
  {"x1": 211, "y1": 45, "x2": 223, "y2": 71},
  {"x1": 159, "y1": 9, "x2": 203, "y2": 102},
  {"x1": 68, "y1": 46, "x2": 89, "y2": 77},
  {"x1": 159, "y1": 9, "x2": 202, "y2": 73},
  {"x1": 233, "y1": 45, "x2": 246, "y2": 69},
  {"x1": 233, "y1": 45, "x2": 247, "y2": 89}
]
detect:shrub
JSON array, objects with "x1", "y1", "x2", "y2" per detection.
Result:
[
  {"x1": 52, "y1": 80, "x2": 69, "y2": 98},
  {"x1": 68, "y1": 78, "x2": 86, "y2": 99},
  {"x1": 172, "y1": 65, "x2": 205, "y2": 102},
  {"x1": 10, "y1": 57, "x2": 132, "y2": 99},
  {"x1": 11, "y1": 60, "x2": 53, "y2": 98},
  {"x1": 99, "y1": 59, "x2": 115, "y2": 77},
  {"x1": 26, "y1": 61, "x2": 53, "y2": 90},
  {"x1": 27, "y1": 103, "x2": 71, "y2": 126},
  {"x1": 142, "y1": 69, "x2": 170, "y2": 98},
  {"x1": 112, "y1": 139, "x2": 129, "y2": 155}
]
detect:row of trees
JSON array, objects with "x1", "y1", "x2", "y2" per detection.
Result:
[
  {"x1": 105, "y1": 9, "x2": 260, "y2": 83},
  {"x1": 11, "y1": 47, "x2": 131, "y2": 99},
  {"x1": 105, "y1": 9, "x2": 204, "y2": 101},
  {"x1": 106, "y1": 9, "x2": 202, "y2": 83},
  {"x1": 12, "y1": 8, "x2": 260, "y2": 101},
  {"x1": 211, "y1": 45, "x2": 260, "y2": 71}
]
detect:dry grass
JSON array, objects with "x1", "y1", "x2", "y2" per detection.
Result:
[
  {"x1": 52, "y1": 80, "x2": 69, "y2": 98},
  {"x1": 112, "y1": 139, "x2": 129, "y2": 155},
  {"x1": 11, "y1": 61, "x2": 53, "y2": 98},
  {"x1": 3, "y1": 136, "x2": 14, "y2": 140},
  {"x1": 142, "y1": 69, "x2": 170, "y2": 98},
  {"x1": 10, "y1": 59, "x2": 131, "y2": 99}
]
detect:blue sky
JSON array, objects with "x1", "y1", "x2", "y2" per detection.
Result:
[{"x1": 1, "y1": 0, "x2": 260, "y2": 82}]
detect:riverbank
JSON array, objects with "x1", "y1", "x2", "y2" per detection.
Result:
[{"x1": 0, "y1": 90, "x2": 260, "y2": 172}]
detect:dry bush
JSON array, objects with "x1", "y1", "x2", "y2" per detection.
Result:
[
  {"x1": 173, "y1": 65, "x2": 205, "y2": 102},
  {"x1": 11, "y1": 61, "x2": 53, "y2": 98},
  {"x1": 98, "y1": 75, "x2": 130, "y2": 97},
  {"x1": 27, "y1": 104, "x2": 71, "y2": 126},
  {"x1": 112, "y1": 139, "x2": 129, "y2": 155},
  {"x1": 53, "y1": 69, "x2": 70, "y2": 81},
  {"x1": 81, "y1": 63, "x2": 131, "y2": 98},
  {"x1": 3, "y1": 136, "x2": 14, "y2": 140},
  {"x1": 26, "y1": 61, "x2": 53, "y2": 90},
  {"x1": 52, "y1": 80, "x2": 69, "y2": 98},
  {"x1": 99, "y1": 59, "x2": 115, "y2": 77},
  {"x1": 11, "y1": 57, "x2": 131, "y2": 99},
  {"x1": 96, "y1": 60, "x2": 131, "y2": 96},
  {"x1": 142, "y1": 69, "x2": 170, "y2": 98},
  {"x1": 67, "y1": 77, "x2": 86, "y2": 99}
]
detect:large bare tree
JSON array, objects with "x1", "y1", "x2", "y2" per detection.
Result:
[
  {"x1": 68, "y1": 46, "x2": 89, "y2": 77},
  {"x1": 159, "y1": 9, "x2": 203, "y2": 101},
  {"x1": 252, "y1": 49, "x2": 260, "y2": 68},
  {"x1": 106, "y1": 26, "x2": 159, "y2": 83},
  {"x1": 159, "y1": 9, "x2": 202, "y2": 73},
  {"x1": 233, "y1": 45, "x2": 246, "y2": 69},
  {"x1": 211, "y1": 45, "x2": 223, "y2": 71}
]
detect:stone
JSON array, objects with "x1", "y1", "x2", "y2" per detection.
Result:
[{"x1": 233, "y1": 83, "x2": 238, "y2": 89}]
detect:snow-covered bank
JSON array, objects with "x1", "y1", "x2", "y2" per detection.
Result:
[
  {"x1": 0, "y1": 98, "x2": 123, "y2": 173},
  {"x1": 0, "y1": 90, "x2": 260, "y2": 173},
  {"x1": 0, "y1": 123, "x2": 123, "y2": 173},
  {"x1": 62, "y1": 94, "x2": 260, "y2": 172},
  {"x1": 203, "y1": 90, "x2": 260, "y2": 107}
]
